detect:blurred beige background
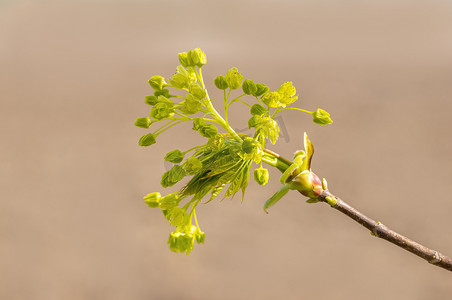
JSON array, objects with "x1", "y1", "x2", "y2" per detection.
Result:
[{"x1": 1, "y1": 0, "x2": 452, "y2": 299}]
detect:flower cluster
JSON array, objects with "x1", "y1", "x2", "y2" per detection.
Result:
[{"x1": 135, "y1": 48, "x2": 333, "y2": 254}]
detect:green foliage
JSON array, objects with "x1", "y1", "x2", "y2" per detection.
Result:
[
  {"x1": 135, "y1": 48, "x2": 333, "y2": 254},
  {"x1": 161, "y1": 165, "x2": 186, "y2": 187}
]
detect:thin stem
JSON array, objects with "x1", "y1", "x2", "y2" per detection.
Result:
[
  {"x1": 194, "y1": 209, "x2": 200, "y2": 230},
  {"x1": 196, "y1": 68, "x2": 242, "y2": 143},
  {"x1": 262, "y1": 149, "x2": 292, "y2": 172},
  {"x1": 317, "y1": 190, "x2": 452, "y2": 272},
  {"x1": 224, "y1": 89, "x2": 232, "y2": 124},
  {"x1": 153, "y1": 120, "x2": 176, "y2": 136},
  {"x1": 277, "y1": 107, "x2": 313, "y2": 114},
  {"x1": 266, "y1": 149, "x2": 452, "y2": 272},
  {"x1": 227, "y1": 94, "x2": 250, "y2": 109},
  {"x1": 255, "y1": 96, "x2": 265, "y2": 107},
  {"x1": 154, "y1": 120, "x2": 186, "y2": 137},
  {"x1": 182, "y1": 144, "x2": 204, "y2": 155}
]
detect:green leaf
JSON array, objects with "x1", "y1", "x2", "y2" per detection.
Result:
[
  {"x1": 263, "y1": 184, "x2": 290, "y2": 213},
  {"x1": 159, "y1": 193, "x2": 179, "y2": 210},
  {"x1": 184, "y1": 156, "x2": 203, "y2": 175},
  {"x1": 167, "y1": 206, "x2": 188, "y2": 226},
  {"x1": 161, "y1": 165, "x2": 186, "y2": 187},
  {"x1": 301, "y1": 132, "x2": 314, "y2": 171}
]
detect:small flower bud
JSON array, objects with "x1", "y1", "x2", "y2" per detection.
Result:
[
  {"x1": 154, "y1": 88, "x2": 171, "y2": 98},
  {"x1": 199, "y1": 124, "x2": 218, "y2": 138},
  {"x1": 250, "y1": 104, "x2": 267, "y2": 116},
  {"x1": 195, "y1": 230, "x2": 205, "y2": 244},
  {"x1": 138, "y1": 133, "x2": 156, "y2": 146},
  {"x1": 208, "y1": 133, "x2": 225, "y2": 149},
  {"x1": 253, "y1": 83, "x2": 269, "y2": 97},
  {"x1": 179, "y1": 94, "x2": 201, "y2": 115},
  {"x1": 277, "y1": 82, "x2": 298, "y2": 107},
  {"x1": 225, "y1": 67, "x2": 243, "y2": 90},
  {"x1": 144, "y1": 95, "x2": 158, "y2": 106},
  {"x1": 178, "y1": 52, "x2": 189, "y2": 67},
  {"x1": 134, "y1": 117, "x2": 152, "y2": 129},
  {"x1": 164, "y1": 149, "x2": 184, "y2": 164},
  {"x1": 189, "y1": 83, "x2": 206, "y2": 100},
  {"x1": 242, "y1": 79, "x2": 257, "y2": 95},
  {"x1": 192, "y1": 118, "x2": 206, "y2": 131},
  {"x1": 254, "y1": 167, "x2": 269, "y2": 186},
  {"x1": 143, "y1": 192, "x2": 161, "y2": 208},
  {"x1": 214, "y1": 75, "x2": 228, "y2": 90},
  {"x1": 150, "y1": 102, "x2": 174, "y2": 120},
  {"x1": 148, "y1": 75, "x2": 167, "y2": 91},
  {"x1": 261, "y1": 92, "x2": 281, "y2": 108},
  {"x1": 184, "y1": 156, "x2": 203, "y2": 175},
  {"x1": 241, "y1": 138, "x2": 258, "y2": 154},
  {"x1": 312, "y1": 108, "x2": 333, "y2": 125},
  {"x1": 189, "y1": 48, "x2": 207, "y2": 67},
  {"x1": 167, "y1": 232, "x2": 194, "y2": 254},
  {"x1": 289, "y1": 170, "x2": 323, "y2": 198}
]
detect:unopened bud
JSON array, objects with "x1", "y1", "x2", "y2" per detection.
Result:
[
  {"x1": 242, "y1": 79, "x2": 257, "y2": 95},
  {"x1": 225, "y1": 67, "x2": 243, "y2": 90},
  {"x1": 148, "y1": 75, "x2": 167, "y2": 91},
  {"x1": 143, "y1": 192, "x2": 161, "y2": 208},
  {"x1": 312, "y1": 108, "x2": 333, "y2": 125},
  {"x1": 254, "y1": 167, "x2": 269, "y2": 186},
  {"x1": 289, "y1": 170, "x2": 323, "y2": 198},
  {"x1": 214, "y1": 75, "x2": 228, "y2": 90}
]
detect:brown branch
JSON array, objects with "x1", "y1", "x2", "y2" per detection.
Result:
[{"x1": 317, "y1": 189, "x2": 452, "y2": 272}]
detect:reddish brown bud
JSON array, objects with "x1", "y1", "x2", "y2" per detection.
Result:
[{"x1": 289, "y1": 170, "x2": 323, "y2": 198}]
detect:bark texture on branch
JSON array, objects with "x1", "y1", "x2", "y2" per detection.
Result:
[{"x1": 317, "y1": 190, "x2": 452, "y2": 272}]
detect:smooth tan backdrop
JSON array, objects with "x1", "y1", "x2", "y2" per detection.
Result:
[{"x1": 1, "y1": 0, "x2": 452, "y2": 299}]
